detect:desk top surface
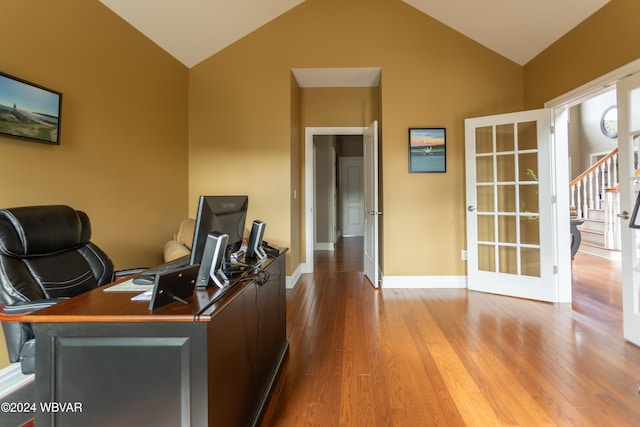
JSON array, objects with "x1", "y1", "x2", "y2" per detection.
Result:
[{"x1": 23, "y1": 254, "x2": 283, "y2": 324}]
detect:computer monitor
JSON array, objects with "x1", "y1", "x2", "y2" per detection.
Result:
[
  {"x1": 190, "y1": 194, "x2": 249, "y2": 268},
  {"x1": 132, "y1": 196, "x2": 248, "y2": 288}
]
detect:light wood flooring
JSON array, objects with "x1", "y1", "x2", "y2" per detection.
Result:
[{"x1": 261, "y1": 238, "x2": 640, "y2": 426}]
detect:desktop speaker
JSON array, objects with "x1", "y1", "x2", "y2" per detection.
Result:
[
  {"x1": 196, "y1": 232, "x2": 229, "y2": 289},
  {"x1": 246, "y1": 220, "x2": 267, "y2": 260}
]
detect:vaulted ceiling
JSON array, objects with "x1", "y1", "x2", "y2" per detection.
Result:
[{"x1": 99, "y1": 0, "x2": 610, "y2": 69}]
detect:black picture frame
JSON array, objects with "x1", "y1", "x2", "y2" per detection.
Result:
[
  {"x1": 148, "y1": 265, "x2": 198, "y2": 311},
  {"x1": 409, "y1": 127, "x2": 446, "y2": 173},
  {"x1": 0, "y1": 71, "x2": 62, "y2": 144}
]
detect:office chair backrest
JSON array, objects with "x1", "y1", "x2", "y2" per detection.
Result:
[
  {"x1": 0, "y1": 205, "x2": 116, "y2": 369},
  {"x1": 0, "y1": 205, "x2": 115, "y2": 305}
]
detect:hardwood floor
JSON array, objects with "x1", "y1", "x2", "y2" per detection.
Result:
[
  {"x1": 571, "y1": 252, "x2": 623, "y2": 332},
  {"x1": 261, "y1": 238, "x2": 640, "y2": 426}
]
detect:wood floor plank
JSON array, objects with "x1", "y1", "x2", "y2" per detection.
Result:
[{"x1": 261, "y1": 242, "x2": 640, "y2": 426}]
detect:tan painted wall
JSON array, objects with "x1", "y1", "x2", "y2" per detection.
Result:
[
  {"x1": 0, "y1": 1, "x2": 189, "y2": 368},
  {"x1": 524, "y1": 0, "x2": 640, "y2": 108},
  {"x1": 189, "y1": 0, "x2": 524, "y2": 277},
  {"x1": 301, "y1": 87, "x2": 379, "y2": 127}
]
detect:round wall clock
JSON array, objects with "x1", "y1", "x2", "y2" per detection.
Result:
[{"x1": 600, "y1": 105, "x2": 618, "y2": 138}]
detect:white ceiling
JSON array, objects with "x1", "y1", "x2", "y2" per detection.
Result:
[
  {"x1": 404, "y1": 0, "x2": 611, "y2": 66},
  {"x1": 100, "y1": 0, "x2": 610, "y2": 69},
  {"x1": 291, "y1": 67, "x2": 381, "y2": 88}
]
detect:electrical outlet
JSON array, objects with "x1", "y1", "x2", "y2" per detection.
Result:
[{"x1": 461, "y1": 250, "x2": 467, "y2": 260}]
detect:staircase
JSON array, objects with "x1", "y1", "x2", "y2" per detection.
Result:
[{"x1": 569, "y1": 149, "x2": 621, "y2": 259}]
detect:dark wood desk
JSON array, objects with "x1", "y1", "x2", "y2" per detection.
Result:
[{"x1": 23, "y1": 252, "x2": 288, "y2": 427}]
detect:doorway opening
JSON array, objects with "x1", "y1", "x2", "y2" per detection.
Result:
[
  {"x1": 305, "y1": 127, "x2": 365, "y2": 273},
  {"x1": 548, "y1": 58, "x2": 640, "y2": 337},
  {"x1": 312, "y1": 134, "x2": 364, "y2": 251},
  {"x1": 292, "y1": 67, "x2": 381, "y2": 278}
]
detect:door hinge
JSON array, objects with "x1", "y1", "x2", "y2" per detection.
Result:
[
  {"x1": 550, "y1": 125, "x2": 555, "y2": 135},
  {"x1": 551, "y1": 195, "x2": 557, "y2": 204},
  {"x1": 553, "y1": 265, "x2": 558, "y2": 274}
]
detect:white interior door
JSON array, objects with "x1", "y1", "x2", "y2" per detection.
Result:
[
  {"x1": 340, "y1": 157, "x2": 364, "y2": 236},
  {"x1": 465, "y1": 109, "x2": 560, "y2": 302},
  {"x1": 617, "y1": 72, "x2": 640, "y2": 346},
  {"x1": 364, "y1": 121, "x2": 379, "y2": 287}
]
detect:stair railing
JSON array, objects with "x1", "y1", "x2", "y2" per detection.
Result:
[
  {"x1": 569, "y1": 148, "x2": 620, "y2": 251},
  {"x1": 569, "y1": 148, "x2": 618, "y2": 219}
]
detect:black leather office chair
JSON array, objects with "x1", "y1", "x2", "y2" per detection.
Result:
[{"x1": 0, "y1": 205, "x2": 119, "y2": 374}]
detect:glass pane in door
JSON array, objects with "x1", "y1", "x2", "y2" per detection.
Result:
[
  {"x1": 477, "y1": 215, "x2": 495, "y2": 242},
  {"x1": 521, "y1": 247, "x2": 541, "y2": 277},
  {"x1": 476, "y1": 156, "x2": 494, "y2": 182},
  {"x1": 496, "y1": 124, "x2": 514, "y2": 151},
  {"x1": 476, "y1": 127, "x2": 493, "y2": 153},
  {"x1": 518, "y1": 121, "x2": 538, "y2": 150},
  {"x1": 499, "y1": 246, "x2": 517, "y2": 274},
  {"x1": 478, "y1": 244, "x2": 495, "y2": 271},
  {"x1": 496, "y1": 153, "x2": 515, "y2": 182}
]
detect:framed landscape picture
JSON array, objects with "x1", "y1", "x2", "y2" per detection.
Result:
[
  {"x1": 0, "y1": 71, "x2": 62, "y2": 144},
  {"x1": 409, "y1": 127, "x2": 446, "y2": 173}
]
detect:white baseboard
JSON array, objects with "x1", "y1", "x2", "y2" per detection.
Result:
[
  {"x1": 577, "y1": 246, "x2": 621, "y2": 260},
  {"x1": 382, "y1": 275, "x2": 467, "y2": 289},
  {"x1": 286, "y1": 264, "x2": 305, "y2": 289},
  {"x1": 0, "y1": 363, "x2": 33, "y2": 399},
  {"x1": 314, "y1": 242, "x2": 335, "y2": 251}
]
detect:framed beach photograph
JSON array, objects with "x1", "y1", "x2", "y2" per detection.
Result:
[
  {"x1": 409, "y1": 127, "x2": 446, "y2": 173},
  {"x1": 0, "y1": 71, "x2": 62, "y2": 144}
]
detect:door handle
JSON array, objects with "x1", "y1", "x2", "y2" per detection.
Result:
[
  {"x1": 367, "y1": 210, "x2": 382, "y2": 215},
  {"x1": 618, "y1": 211, "x2": 630, "y2": 220},
  {"x1": 467, "y1": 206, "x2": 477, "y2": 212}
]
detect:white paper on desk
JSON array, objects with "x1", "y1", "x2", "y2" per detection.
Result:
[
  {"x1": 103, "y1": 278, "x2": 153, "y2": 293},
  {"x1": 131, "y1": 289, "x2": 153, "y2": 301}
]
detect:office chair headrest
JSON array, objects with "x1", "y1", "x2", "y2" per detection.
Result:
[{"x1": 0, "y1": 205, "x2": 92, "y2": 257}]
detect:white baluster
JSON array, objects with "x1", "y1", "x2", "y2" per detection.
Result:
[
  {"x1": 577, "y1": 182, "x2": 582, "y2": 218},
  {"x1": 613, "y1": 153, "x2": 618, "y2": 187},
  {"x1": 587, "y1": 172, "x2": 595, "y2": 209},
  {"x1": 595, "y1": 165, "x2": 603, "y2": 209},
  {"x1": 582, "y1": 177, "x2": 588, "y2": 219}
]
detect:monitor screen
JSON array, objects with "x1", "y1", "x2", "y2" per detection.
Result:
[{"x1": 189, "y1": 195, "x2": 249, "y2": 266}]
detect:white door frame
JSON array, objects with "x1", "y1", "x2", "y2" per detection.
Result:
[
  {"x1": 545, "y1": 59, "x2": 640, "y2": 109},
  {"x1": 545, "y1": 58, "x2": 640, "y2": 304},
  {"x1": 616, "y1": 72, "x2": 640, "y2": 346},
  {"x1": 305, "y1": 126, "x2": 365, "y2": 273}
]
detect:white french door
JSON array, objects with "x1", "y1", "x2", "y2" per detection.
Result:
[
  {"x1": 465, "y1": 109, "x2": 560, "y2": 302},
  {"x1": 363, "y1": 121, "x2": 380, "y2": 288},
  {"x1": 617, "y1": 72, "x2": 640, "y2": 347}
]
